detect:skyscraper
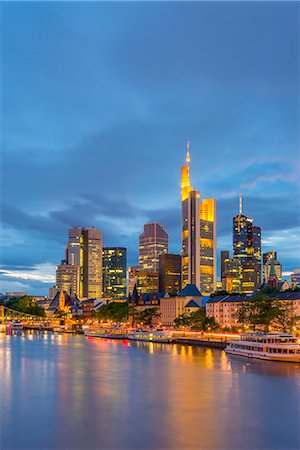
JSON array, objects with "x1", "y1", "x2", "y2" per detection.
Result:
[
  {"x1": 220, "y1": 250, "x2": 230, "y2": 286},
  {"x1": 139, "y1": 222, "x2": 168, "y2": 272},
  {"x1": 233, "y1": 195, "x2": 262, "y2": 292},
  {"x1": 159, "y1": 254, "x2": 181, "y2": 295},
  {"x1": 200, "y1": 198, "x2": 217, "y2": 294},
  {"x1": 56, "y1": 264, "x2": 80, "y2": 295},
  {"x1": 66, "y1": 227, "x2": 102, "y2": 299},
  {"x1": 102, "y1": 247, "x2": 127, "y2": 299},
  {"x1": 181, "y1": 142, "x2": 217, "y2": 294}
]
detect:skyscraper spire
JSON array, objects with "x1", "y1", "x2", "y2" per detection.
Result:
[
  {"x1": 239, "y1": 193, "x2": 243, "y2": 215},
  {"x1": 186, "y1": 141, "x2": 191, "y2": 165}
]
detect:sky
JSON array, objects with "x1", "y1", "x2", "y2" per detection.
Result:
[{"x1": 0, "y1": 2, "x2": 299, "y2": 295}]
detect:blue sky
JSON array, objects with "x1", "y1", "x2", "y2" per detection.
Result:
[{"x1": 1, "y1": 2, "x2": 299, "y2": 295}]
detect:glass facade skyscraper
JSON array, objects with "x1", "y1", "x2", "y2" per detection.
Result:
[
  {"x1": 139, "y1": 222, "x2": 168, "y2": 272},
  {"x1": 181, "y1": 142, "x2": 217, "y2": 294},
  {"x1": 102, "y1": 247, "x2": 127, "y2": 299}
]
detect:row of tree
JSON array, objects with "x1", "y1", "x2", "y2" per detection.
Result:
[
  {"x1": 3, "y1": 296, "x2": 45, "y2": 317},
  {"x1": 93, "y1": 302, "x2": 160, "y2": 326},
  {"x1": 174, "y1": 308, "x2": 219, "y2": 331},
  {"x1": 236, "y1": 293, "x2": 299, "y2": 332}
]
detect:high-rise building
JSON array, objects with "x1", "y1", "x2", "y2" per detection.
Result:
[
  {"x1": 290, "y1": 269, "x2": 300, "y2": 289},
  {"x1": 240, "y1": 260, "x2": 261, "y2": 294},
  {"x1": 56, "y1": 264, "x2": 80, "y2": 295},
  {"x1": 233, "y1": 195, "x2": 262, "y2": 291},
  {"x1": 66, "y1": 227, "x2": 102, "y2": 299},
  {"x1": 139, "y1": 222, "x2": 168, "y2": 272},
  {"x1": 263, "y1": 252, "x2": 280, "y2": 283},
  {"x1": 127, "y1": 266, "x2": 159, "y2": 295},
  {"x1": 181, "y1": 142, "x2": 217, "y2": 294},
  {"x1": 200, "y1": 198, "x2": 217, "y2": 294},
  {"x1": 220, "y1": 250, "x2": 230, "y2": 286},
  {"x1": 159, "y1": 254, "x2": 181, "y2": 295},
  {"x1": 263, "y1": 251, "x2": 277, "y2": 266},
  {"x1": 102, "y1": 247, "x2": 127, "y2": 299},
  {"x1": 223, "y1": 257, "x2": 241, "y2": 293},
  {"x1": 264, "y1": 259, "x2": 282, "y2": 283}
]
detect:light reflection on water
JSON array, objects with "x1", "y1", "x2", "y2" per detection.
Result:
[{"x1": 0, "y1": 333, "x2": 299, "y2": 450}]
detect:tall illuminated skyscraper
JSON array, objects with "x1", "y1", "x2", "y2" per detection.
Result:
[
  {"x1": 66, "y1": 227, "x2": 102, "y2": 298},
  {"x1": 233, "y1": 195, "x2": 262, "y2": 291},
  {"x1": 139, "y1": 222, "x2": 168, "y2": 272},
  {"x1": 102, "y1": 247, "x2": 127, "y2": 298},
  {"x1": 181, "y1": 142, "x2": 217, "y2": 294}
]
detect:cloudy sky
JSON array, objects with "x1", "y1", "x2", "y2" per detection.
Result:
[{"x1": 1, "y1": 2, "x2": 299, "y2": 295}]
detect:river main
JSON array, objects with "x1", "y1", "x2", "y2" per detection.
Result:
[{"x1": 1, "y1": 333, "x2": 299, "y2": 450}]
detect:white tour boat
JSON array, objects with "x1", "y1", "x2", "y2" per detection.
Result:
[
  {"x1": 226, "y1": 332, "x2": 300, "y2": 363},
  {"x1": 129, "y1": 329, "x2": 173, "y2": 343},
  {"x1": 85, "y1": 328, "x2": 129, "y2": 339}
]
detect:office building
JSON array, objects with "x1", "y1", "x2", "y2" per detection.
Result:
[
  {"x1": 159, "y1": 254, "x2": 181, "y2": 295},
  {"x1": 233, "y1": 195, "x2": 262, "y2": 291},
  {"x1": 56, "y1": 264, "x2": 80, "y2": 295},
  {"x1": 181, "y1": 142, "x2": 217, "y2": 294},
  {"x1": 200, "y1": 198, "x2": 217, "y2": 294},
  {"x1": 291, "y1": 269, "x2": 300, "y2": 289},
  {"x1": 223, "y1": 257, "x2": 241, "y2": 293},
  {"x1": 139, "y1": 222, "x2": 168, "y2": 272},
  {"x1": 102, "y1": 247, "x2": 127, "y2": 299},
  {"x1": 220, "y1": 250, "x2": 230, "y2": 285},
  {"x1": 264, "y1": 259, "x2": 282, "y2": 284},
  {"x1": 263, "y1": 251, "x2": 277, "y2": 266},
  {"x1": 128, "y1": 266, "x2": 159, "y2": 295},
  {"x1": 66, "y1": 227, "x2": 102, "y2": 298}
]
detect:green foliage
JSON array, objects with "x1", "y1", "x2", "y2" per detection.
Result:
[
  {"x1": 236, "y1": 293, "x2": 284, "y2": 332},
  {"x1": 274, "y1": 302, "x2": 300, "y2": 333},
  {"x1": 174, "y1": 308, "x2": 219, "y2": 331},
  {"x1": 6, "y1": 296, "x2": 45, "y2": 317},
  {"x1": 210, "y1": 290, "x2": 229, "y2": 297},
  {"x1": 137, "y1": 308, "x2": 160, "y2": 326},
  {"x1": 93, "y1": 302, "x2": 129, "y2": 323}
]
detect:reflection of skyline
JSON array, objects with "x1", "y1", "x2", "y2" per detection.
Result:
[{"x1": 1, "y1": 334, "x2": 299, "y2": 450}]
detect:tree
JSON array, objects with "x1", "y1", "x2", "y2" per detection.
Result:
[
  {"x1": 6, "y1": 296, "x2": 45, "y2": 317},
  {"x1": 174, "y1": 308, "x2": 219, "y2": 331},
  {"x1": 274, "y1": 302, "x2": 300, "y2": 333},
  {"x1": 236, "y1": 293, "x2": 284, "y2": 332},
  {"x1": 137, "y1": 308, "x2": 160, "y2": 326},
  {"x1": 93, "y1": 302, "x2": 129, "y2": 323}
]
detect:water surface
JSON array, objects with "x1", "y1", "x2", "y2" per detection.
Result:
[{"x1": 1, "y1": 333, "x2": 299, "y2": 449}]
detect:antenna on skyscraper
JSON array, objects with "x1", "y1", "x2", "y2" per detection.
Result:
[
  {"x1": 239, "y1": 193, "x2": 243, "y2": 215},
  {"x1": 186, "y1": 141, "x2": 191, "y2": 165}
]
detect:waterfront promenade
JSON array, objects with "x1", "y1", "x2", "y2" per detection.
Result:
[{"x1": 1, "y1": 333, "x2": 299, "y2": 450}]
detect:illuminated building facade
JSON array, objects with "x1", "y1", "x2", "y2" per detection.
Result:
[
  {"x1": 220, "y1": 250, "x2": 229, "y2": 285},
  {"x1": 200, "y1": 198, "x2": 217, "y2": 294},
  {"x1": 128, "y1": 266, "x2": 159, "y2": 295},
  {"x1": 232, "y1": 195, "x2": 262, "y2": 292},
  {"x1": 66, "y1": 227, "x2": 102, "y2": 298},
  {"x1": 223, "y1": 257, "x2": 241, "y2": 293},
  {"x1": 181, "y1": 142, "x2": 217, "y2": 294},
  {"x1": 56, "y1": 264, "x2": 80, "y2": 295},
  {"x1": 264, "y1": 259, "x2": 282, "y2": 283},
  {"x1": 159, "y1": 254, "x2": 181, "y2": 295},
  {"x1": 139, "y1": 222, "x2": 168, "y2": 272},
  {"x1": 102, "y1": 247, "x2": 127, "y2": 299},
  {"x1": 290, "y1": 269, "x2": 300, "y2": 289}
]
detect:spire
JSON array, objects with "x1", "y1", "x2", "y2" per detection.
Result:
[
  {"x1": 186, "y1": 141, "x2": 191, "y2": 165},
  {"x1": 239, "y1": 193, "x2": 243, "y2": 215}
]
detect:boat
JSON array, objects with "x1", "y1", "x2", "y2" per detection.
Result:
[
  {"x1": 129, "y1": 329, "x2": 173, "y2": 343},
  {"x1": 226, "y1": 332, "x2": 300, "y2": 363},
  {"x1": 10, "y1": 322, "x2": 23, "y2": 331},
  {"x1": 85, "y1": 328, "x2": 129, "y2": 339}
]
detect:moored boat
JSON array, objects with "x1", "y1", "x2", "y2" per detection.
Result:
[
  {"x1": 129, "y1": 329, "x2": 173, "y2": 343},
  {"x1": 85, "y1": 328, "x2": 129, "y2": 339},
  {"x1": 226, "y1": 332, "x2": 300, "y2": 363}
]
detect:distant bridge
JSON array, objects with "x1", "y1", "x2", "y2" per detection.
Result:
[{"x1": 0, "y1": 305, "x2": 56, "y2": 324}]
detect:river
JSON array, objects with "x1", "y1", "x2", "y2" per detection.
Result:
[{"x1": 0, "y1": 333, "x2": 299, "y2": 449}]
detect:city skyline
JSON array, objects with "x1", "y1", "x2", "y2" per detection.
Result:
[{"x1": 1, "y1": 2, "x2": 299, "y2": 294}]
